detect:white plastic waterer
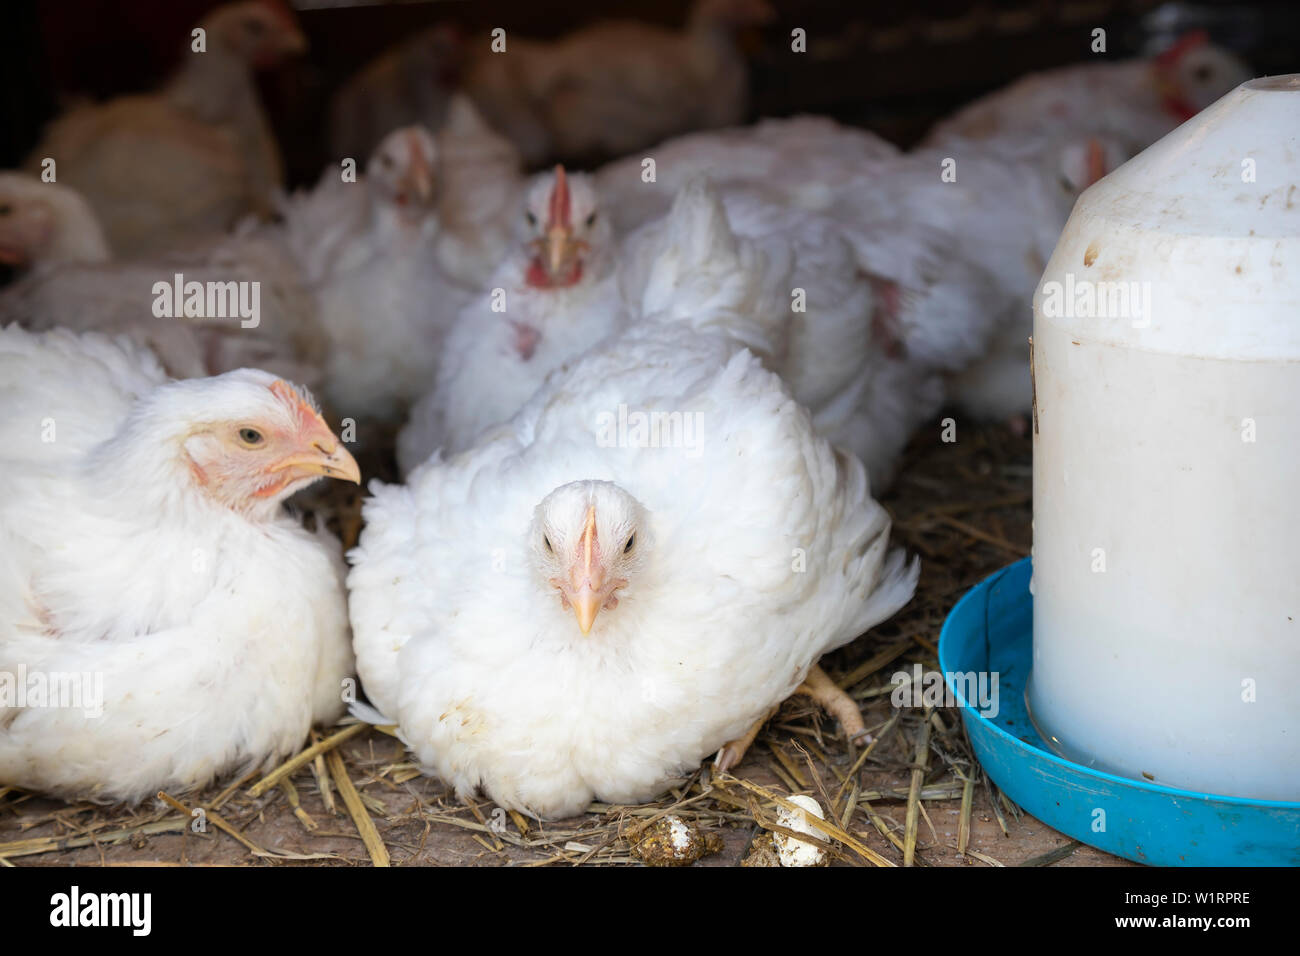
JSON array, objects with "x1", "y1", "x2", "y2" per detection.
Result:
[{"x1": 1029, "y1": 75, "x2": 1300, "y2": 801}]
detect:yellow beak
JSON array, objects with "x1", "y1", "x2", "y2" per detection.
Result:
[
  {"x1": 571, "y1": 587, "x2": 602, "y2": 635},
  {"x1": 403, "y1": 136, "x2": 436, "y2": 204},
  {"x1": 545, "y1": 225, "x2": 575, "y2": 276},
  {"x1": 570, "y1": 504, "x2": 602, "y2": 634},
  {"x1": 272, "y1": 440, "x2": 361, "y2": 485}
]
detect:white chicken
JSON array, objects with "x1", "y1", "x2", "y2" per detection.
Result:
[
  {"x1": 329, "y1": 0, "x2": 773, "y2": 167},
  {"x1": 432, "y1": 96, "x2": 529, "y2": 291},
  {"x1": 0, "y1": 324, "x2": 358, "y2": 803},
  {"x1": 397, "y1": 165, "x2": 622, "y2": 473},
  {"x1": 25, "y1": 0, "x2": 306, "y2": 257},
  {"x1": 348, "y1": 318, "x2": 917, "y2": 819},
  {"x1": 0, "y1": 173, "x2": 319, "y2": 387},
  {"x1": 923, "y1": 31, "x2": 1250, "y2": 153},
  {"x1": 595, "y1": 115, "x2": 900, "y2": 233},
  {"x1": 268, "y1": 126, "x2": 471, "y2": 425},
  {"x1": 821, "y1": 135, "x2": 1128, "y2": 423},
  {"x1": 620, "y1": 176, "x2": 1006, "y2": 486}
]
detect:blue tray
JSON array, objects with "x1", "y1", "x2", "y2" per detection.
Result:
[{"x1": 939, "y1": 557, "x2": 1300, "y2": 866}]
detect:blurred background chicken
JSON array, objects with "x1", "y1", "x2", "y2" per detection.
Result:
[
  {"x1": 0, "y1": 173, "x2": 320, "y2": 386},
  {"x1": 330, "y1": 0, "x2": 774, "y2": 167},
  {"x1": 23, "y1": 1, "x2": 306, "y2": 258},
  {"x1": 262, "y1": 125, "x2": 464, "y2": 430},
  {"x1": 398, "y1": 165, "x2": 622, "y2": 472},
  {"x1": 922, "y1": 29, "x2": 1250, "y2": 153}
]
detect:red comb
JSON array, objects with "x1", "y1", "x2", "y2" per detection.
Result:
[
  {"x1": 547, "y1": 165, "x2": 571, "y2": 229},
  {"x1": 268, "y1": 380, "x2": 322, "y2": 430},
  {"x1": 1155, "y1": 29, "x2": 1209, "y2": 69}
]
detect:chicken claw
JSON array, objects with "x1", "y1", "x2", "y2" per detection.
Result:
[
  {"x1": 715, "y1": 705, "x2": 778, "y2": 773},
  {"x1": 798, "y1": 663, "x2": 871, "y2": 745},
  {"x1": 714, "y1": 663, "x2": 869, "y2": 773}
]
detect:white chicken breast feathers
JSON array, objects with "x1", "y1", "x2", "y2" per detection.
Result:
[
  {"x1": 398, "y1": 166, "x2": 622, "y2": 473},
  {"x1": 349, "y1": 321, "x2": 917, "y2": 819},
  {"x1": 0, "y1": 325, "x2": 358, "y2": 803}
]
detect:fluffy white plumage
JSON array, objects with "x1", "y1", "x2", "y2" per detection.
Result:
[
  {"x1": 269, "y1": 126, "x2": 471, "y2": 423},
  {"x1": 398, "y1": 167, "x2": 622, "y2": 473},
  {"x1": 821, "y1": 135, "x2": 1128, "y2": 421},
  {"x1": 595, "y1": 115, "x2": 900, "y2": 233},
  {"x1": 349, "y1": 319, "x2": 916, "y2": 819},
  {"x1": 621, "y1": 177, "x2": 1005, "y2": 485},
  {"x1": 0, "y1": 174, "x2": 320, "y2": 387},
  {"x1": 0, "y1": 325, "x2": 358, "y2": 803},
  {"x1": 25, "y1": 1, "x2": 306, "y2": 257},
  {"x1": 431, "y1": 96, "x2": 529, "y2": 291}
]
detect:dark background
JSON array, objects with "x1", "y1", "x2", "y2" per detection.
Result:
[{"x1": 3, "y1": 0, "x2": 1299, "y2": 186}]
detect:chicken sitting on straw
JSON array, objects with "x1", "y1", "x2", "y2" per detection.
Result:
[
  {"x1": 349, "y1": 205, "x2": 917, "y2": 819},
  {"x1": 0, "y1": 325, "x2": 358, "y2": 803}
]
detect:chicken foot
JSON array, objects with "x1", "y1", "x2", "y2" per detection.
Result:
[
  {"x1": 714, "y1": 705, "x2": 778, "y2": 774},
  {"x1": 714, "y1": 664, "x2": 868, "y2": 772},
  {"x1": 798, "y1": 663, "x2": 871, "y2": 744}
]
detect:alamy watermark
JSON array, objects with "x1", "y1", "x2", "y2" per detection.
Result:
[
  {"x1": 0, "y1": 665, "x2": 104, "y2": 718},
  {"x1": 151, "y1": 273, "x2": 260, "y2": 329},
  {"x1": 1040, "y1": 273, "x2": 1153, "y2": 328},
  {"x1": 891, "y1": 663, "x2": 999, "y2": 718},
  {"x1": 595, "y1": 404, "x2": 705, "y2": 457}
]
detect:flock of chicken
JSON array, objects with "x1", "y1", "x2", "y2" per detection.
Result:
[{"x1": 0, "y1": 1, "x2": 1249, "y2": 818}]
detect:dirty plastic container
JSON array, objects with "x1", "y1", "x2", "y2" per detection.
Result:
[
  {"x1": 1029, "y1": 75, "x2": 1300, "y2": 801},
  {"x1": 941, "y1": 558, "x2": 1300, "y2": 866}
]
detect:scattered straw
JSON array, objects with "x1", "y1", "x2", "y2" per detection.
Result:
[
  {"x1": 903, "y1": 708, "x2": 933, "y2": 866},
  {"x1": 958, "y1": 771, "x2": 974, "y2": 858},
  {"x1": 249, "y1": 723, "x2": 368, "y2": 798},
  {"x1": 325, "y1": 748, "x2": 390, "y2": 867}
]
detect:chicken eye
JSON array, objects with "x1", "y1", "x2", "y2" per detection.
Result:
[
  {"x1": 543, "y1": 535, "x2": 553, "y2": 553},
  {"x1": 238, "y1": 427, "x2": 264, "y2": 445},
  {"x1": 623, "y1": 534, "x2": 635, "y2": 553},
  {"x1": 525, "y1": 210, "x2": 537, "y2": 226},
  {"x1": 0, "y1": 204, "x2": 10, "y2": 216},
  {"x1": 585, "y1": 212, "x2": 597, "y2": 227}
]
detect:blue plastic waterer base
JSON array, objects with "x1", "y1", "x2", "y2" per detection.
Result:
[{"x1": 939, "y1": 557, "x2": 1300, "y2": 866}]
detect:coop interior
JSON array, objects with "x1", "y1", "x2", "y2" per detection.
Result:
[{"x1": 0, "y1": 0, "x2": 1295, "y2": 869}]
